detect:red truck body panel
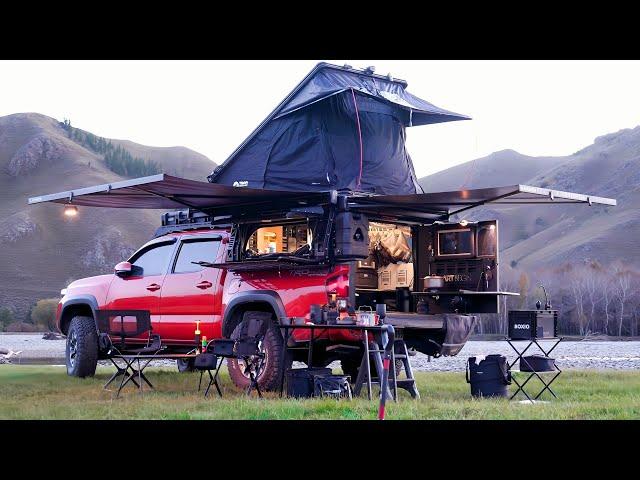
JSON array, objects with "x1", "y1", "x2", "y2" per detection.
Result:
[{"x1": 57, "y1": 229, "x2": 352, "y2": 345}]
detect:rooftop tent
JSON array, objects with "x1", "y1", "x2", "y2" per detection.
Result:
[{"x1": 208, "y1": 63, "x2": 471, "y2": 195}]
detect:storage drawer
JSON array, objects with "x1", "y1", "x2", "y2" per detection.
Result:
[{"x1": 355, "y1": 271, "x2": 378, "y2": 289}]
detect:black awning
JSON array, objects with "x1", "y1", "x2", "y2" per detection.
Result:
[
  {"x1": 28, "y1": 174, "x2": 616, "y2": 221},
  {"x1": 347, "y1": 184, "x2": 617, "y2": 221},
  {"x1": 27, "y1": 174, "x2": 331, "y2": 213}
]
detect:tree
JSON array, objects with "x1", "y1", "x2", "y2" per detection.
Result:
[
  {"x1": 600, "y1": 272, "x2": 615, "y2": 335},
  {"x1": 612, "y1": 263, "x2": 633, "y2": 336},
  {"x1": 583, "y1": 261, "x2": 603, "y2": 334},
  {"x1": 0, "y1": 308, "x2": 14, "y2": 331},
  {"x1": 30, "y1": 298, "x2": 60, "y2": 332},
  {"x1": 517, "y1": 272, "x2": 530, "y2": 309}
]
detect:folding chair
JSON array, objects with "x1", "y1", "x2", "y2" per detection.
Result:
[
  {"x1": 231, "y1": 312, "x2": 269, "y2": 398},
  {"x1": 194, "y1": 340, "x2": 233, "y2": 398},
  {"x1": 95, "y1": 310, "x2": 164, "y2": 397}
]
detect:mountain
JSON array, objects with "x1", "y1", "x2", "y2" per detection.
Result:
[
  {"x1": 0, "y1": 113, "x2": 216, "y2": 320},
  {"x1": 419, "y1": 150, "x2": 563, "y2": 192},
  {"x1": 107, "y1": 139, "x2": 213, "y2": 181},
  {"x1": 418, "y1": 126, "x2": 640, "y2": 283}
]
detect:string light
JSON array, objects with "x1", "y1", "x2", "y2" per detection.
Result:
[{"x1": 64, "y1": 204, "x2": 78, "y2": 217}]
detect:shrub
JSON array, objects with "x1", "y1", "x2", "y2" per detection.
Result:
[
  {"x1": 4, "y1": 322, "x2": 38, "y2": 332},
  {"x1": 0, "y1": 307, "x2": 14, "y2": 331},
  {"x1": 30, "y1": 298, "x2": 60, "y2": 332}
]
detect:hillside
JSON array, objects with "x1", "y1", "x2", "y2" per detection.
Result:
[
  {"x1": 0, "y1": 113, "x2": 216, "y2": 320},
  {"x1": 419, "y1": 150, "x2": 563, "y2": 192},
  {"x1": 418, "y1": 126, "x2": 640, "y2": 283}
]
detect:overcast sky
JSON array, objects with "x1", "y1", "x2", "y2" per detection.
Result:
[{"x1": 1, "y1": 60, "x2": 640, "y2": 178}]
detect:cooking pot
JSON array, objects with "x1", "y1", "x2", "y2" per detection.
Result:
[{"x1": 422, "y1": 275, "x2": 445, "y2": 290}]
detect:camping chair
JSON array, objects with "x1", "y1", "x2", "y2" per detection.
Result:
[
  {"x1": 194, "y1": 340, "x2": 233, "y2": 398},
  {"x1": 232, "y1": 313, "x2": 269, "y2": 398},
  {"x1": 196, "y1": 312, "x2": 269, "y2": 398},
  {"x1": 95, "y1": 310, "x2": 164, "y2": 396}
]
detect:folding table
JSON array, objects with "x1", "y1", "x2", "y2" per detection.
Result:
[
  {"x1": 277, "y1": 323, "x2": 407, "y2": 400},
  {"x1": 105, "y1": 353, "x2": 198, "y2": 397},
  {"x1": 505, "y1": 336, "x2": 563, "y2": 401}
]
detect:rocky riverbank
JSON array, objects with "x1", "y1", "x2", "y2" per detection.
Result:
[{"x1": 2, "y1": 334, "x2": 639, "y2": 371}]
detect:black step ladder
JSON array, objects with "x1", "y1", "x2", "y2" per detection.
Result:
[
  {"x1": 392, "y1": 339, "x2": 420, "y2": 399},
  {"x1": 353, "y1": 338, "x2": 419, "y2": 400}
]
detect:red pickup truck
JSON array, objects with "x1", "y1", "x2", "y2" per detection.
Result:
[{"x1": 56, "y1": 207, "x2": 476, "y2": 392}]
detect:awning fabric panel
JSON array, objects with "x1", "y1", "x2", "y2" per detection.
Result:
[
  {"x1": 28, "y1": 175, "x2": 616, "y2": 223},
  {"x1": 27, "y1": 174, "x2": 328, "y2": 212}
]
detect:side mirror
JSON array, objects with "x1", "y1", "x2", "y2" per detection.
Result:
[{"x1": 114, "y1": 261, "x2": 133, "y2": 277}]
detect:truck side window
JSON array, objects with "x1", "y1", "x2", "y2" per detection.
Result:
[
  {"x1": 130, "y1": 243, "x2": 175, "y2": 276},
  {"x1": 174, "y1": 240, "x2": 220, "y2": 273}
]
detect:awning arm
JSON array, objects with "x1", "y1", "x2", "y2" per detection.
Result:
[
  {"x1": 27, "y1": 174, "x2": 167, "y2": 205},
  {"x1": 447, "y1": 184, "x2": 616, "y2": 218}
]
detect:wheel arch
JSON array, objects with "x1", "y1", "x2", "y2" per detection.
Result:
[
  {"x1": 59, "y1": 295, "x2": 98, "y2": 335},
  {"x1": 222, "y1": 291, "x2": 287, "y2": 338}
]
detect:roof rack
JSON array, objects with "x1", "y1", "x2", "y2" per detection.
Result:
[{"x1": 154, "y1": 209, "x2": 231, "y2": 238}]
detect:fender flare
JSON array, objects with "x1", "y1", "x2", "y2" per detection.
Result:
[
  {"x1": 59, "y1": 295, "x2": 99, "y2": 333},
  {"x1": 223, "y1": 290, "x2": 287, "y2": 334}
]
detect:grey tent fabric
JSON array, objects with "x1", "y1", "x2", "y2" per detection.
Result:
[{"x1": 209, "y1": 63, "x2": 470, "y2": 195}]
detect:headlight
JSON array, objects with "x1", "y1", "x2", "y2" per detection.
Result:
[{"x1": 60, "y1": 288, "x2": 67, "y2": 296}]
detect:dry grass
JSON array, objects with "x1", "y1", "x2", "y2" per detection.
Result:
[{"x1": 1, "y1": 365, "x2": 639, "y2": 420}]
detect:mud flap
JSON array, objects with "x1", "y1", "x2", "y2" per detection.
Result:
[{"x1": 440, "y1": 314, "x2": 478, "y2": 356}]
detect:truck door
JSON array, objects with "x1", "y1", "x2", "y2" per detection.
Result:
[
  {"x1": 158, "y1": 237, "x2": 223, "y2": 344},
  {"x1": 104, "y1": 240, "x2": 177, "y2": 334}
]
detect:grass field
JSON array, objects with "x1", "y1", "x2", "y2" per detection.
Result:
[{"x1": 1, "y1": 365, "x2": 639, "y2": 420}]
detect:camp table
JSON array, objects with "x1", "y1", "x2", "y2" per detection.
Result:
[
  {"x1": 504, "y1": 336, "x2": 563, "y2": 402},
  {"x1": 277, "y1": 323, "x2": 398, "y2": 400},
  {"x1": 105, "y1": 352, "x2": 198, "y2": 397}
]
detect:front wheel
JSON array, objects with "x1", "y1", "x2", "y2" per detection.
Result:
[
  {"x1": 65, "y1": 316, "x2": 98, "y2": 378},
  {"x1": 227, "y1": 313, "x2": 291, "y2": 392}
]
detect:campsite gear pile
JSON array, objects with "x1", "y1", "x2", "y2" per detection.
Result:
[
  {"x1": 286, "y1": 367, "x2": 352, "y2": 399},
  {"x1": 314, "y1": 374, "x2": 352, "y2": 399}
]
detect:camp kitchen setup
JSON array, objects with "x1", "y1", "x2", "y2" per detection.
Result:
[{"x1": 28, "y1": 63, "x2": 616, "y2": 414}]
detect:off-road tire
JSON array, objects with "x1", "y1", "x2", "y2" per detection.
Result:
[
  {"x1": 177, "y1": 358, "x2": 196, "y2": 373},
  {"x1": 227, "y1": 312, "x2": 291, "y2": 392},
  {"x1": 65, "y1": 316, "x2": 98, "y2": 378}
]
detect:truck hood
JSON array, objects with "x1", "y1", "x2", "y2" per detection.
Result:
[{"x1": 67, "y1": 274, "x2": 113, "y2": 291}]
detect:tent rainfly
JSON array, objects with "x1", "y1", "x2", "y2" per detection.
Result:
[{"x1": 207, "y1": 63, "x2": 471, "y2": 195}]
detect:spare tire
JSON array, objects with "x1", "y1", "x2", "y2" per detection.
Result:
[{"x1": 65, "y1": 316, "x2": 98, "y2": 378}]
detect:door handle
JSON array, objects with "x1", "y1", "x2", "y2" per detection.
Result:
[
  {"x1": 146, "y1": 283, "x2": 161, "y2": 292},
  {"x1": 196, "y1": 280, "x2": 213, "y2": 289}
]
